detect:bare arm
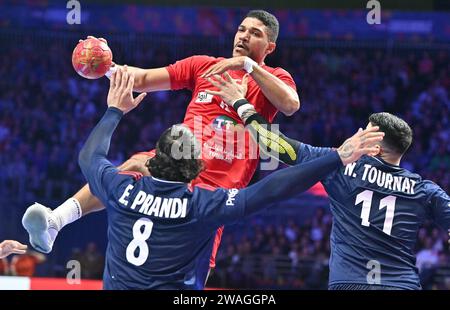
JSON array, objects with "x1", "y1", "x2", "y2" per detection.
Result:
[
  {"x1": 206, "y1": 73, "x2": 384, "y2": 166},
  {"x1": 81, "y1": 36, "x2": 172, "y2": 93},
  {"x1": 114, "y1": 65, "x2": 171, "y2": 92},
  {"x1": 202, "y1": 56, "x2": 300, "y2": 116},
  {"x1": 249, "y1": 65, "x2": 300, "y2": 116}
]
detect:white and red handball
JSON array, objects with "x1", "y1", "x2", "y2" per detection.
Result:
[{"x1": 72, "y1": 38, "x2": 113, "y2": 79}]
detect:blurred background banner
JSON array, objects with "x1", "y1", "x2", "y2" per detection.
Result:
[
  {"x1": 0, "y1": 0, "x2": 449, "y2": 290},
  {"x1": 1, "y1": 3, "x2": 450, "y2": 42}
]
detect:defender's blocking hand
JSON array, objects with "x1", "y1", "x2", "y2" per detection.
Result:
[
  {"x1": 337, "y1": 126, "x2": 385, "y2": 166},
  {"x1": 107, "y1": 65, "x2": 147, "y2": 114}
]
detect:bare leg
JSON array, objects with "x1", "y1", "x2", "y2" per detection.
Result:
[{"x1": 72, "y1": 184, "x2": 103, "y2": 215}]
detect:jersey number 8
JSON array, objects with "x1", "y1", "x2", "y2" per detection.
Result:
[{"x1": 126, "y1": 217, "x2": 154, "y2": 266}]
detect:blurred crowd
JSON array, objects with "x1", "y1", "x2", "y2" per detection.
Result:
[
  {"x1": 0, "y1": 31, "x2": 448, "y2": 288},
  {"x1": 210, "y1": 209, "x2": 450, "y2": 289}
]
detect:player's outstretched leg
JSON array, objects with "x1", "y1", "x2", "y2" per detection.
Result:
[
  {"x1": 22, "y1": 153, "x2": 152, "y2": 253},
  {"x1": 22, "y1": 203, "x2": 60, "y2": 254}
]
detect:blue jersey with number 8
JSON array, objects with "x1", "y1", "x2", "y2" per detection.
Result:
[{"x1": 88, "y1": 166, "x2": 246, "y2": 290}]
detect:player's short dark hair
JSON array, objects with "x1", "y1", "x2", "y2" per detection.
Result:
[
  {"x1": 368, "y1": 112, "x2": 413, "y2": 156},
  {"x1": 146, "y1": 124, "x2": 204, "y2": 183},
  {"x1": 246, "y1": 10, "x2": 279, "y2": 42}
]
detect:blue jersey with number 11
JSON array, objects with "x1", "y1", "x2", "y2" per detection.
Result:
[{"x1": 296, "y1": 143, "x2": 450, "y2": 289}]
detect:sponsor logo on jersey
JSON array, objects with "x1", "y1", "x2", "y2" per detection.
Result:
[
  {"x1": 211, "y1": 115, "x2": 237, "y2": 131},
  {"x1": 195, "y1": 91, "x2": 214, "y2": 103},
  {"x1": 226, "y1": 188, "x2": 239, "y2": 206}
]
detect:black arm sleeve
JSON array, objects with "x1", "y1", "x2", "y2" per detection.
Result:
[
  {"x1": 241, "y1": 151, "x2": 342, "y2": 217},
  {"x1": 78, "y1": 107, "x2": 123, "y2": 177},
  {"x1": 234, "y1": 98, "x2": 301, "y2": 166}
]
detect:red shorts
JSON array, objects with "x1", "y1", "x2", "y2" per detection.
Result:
[{"x1": 132, "y1": 150, "x2": 224, "y2": 268}]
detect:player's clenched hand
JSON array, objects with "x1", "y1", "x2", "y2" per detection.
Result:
[
  {"x1": 201, "y1": 56, "x2": 247, "y2": 78},
  {"x1": 337, "y1": 126, "x2": 384, "y2": 166},
  {"x1": 0, "y1": 240, "x2": 27, "y2": 259},
  {"x1": 107, "y1": 65, "x2": 147, "y2": 114},
  {"x1": 205, "y1": 73, "x2": 249, "y2": 106}
]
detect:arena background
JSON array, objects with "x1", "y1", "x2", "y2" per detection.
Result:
[{"x1": 0, "y1": 0, "x2": 449, "y2": 290}]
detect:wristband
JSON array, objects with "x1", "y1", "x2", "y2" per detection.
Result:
[
  {"x1": 232, "y1": 98, "x2": 249, "y2": 110},
  {"x1": 232, "y1": 98, "x2": 254, "y2": 119},
  {"x1": 243, "y1": 57, "x2": 258, "y2": 74}
]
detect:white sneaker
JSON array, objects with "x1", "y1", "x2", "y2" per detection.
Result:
[{"x1": 22, "y1": 203, "x2": 59, "y2": 254}]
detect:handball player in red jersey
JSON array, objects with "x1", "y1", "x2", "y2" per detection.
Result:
[{"x1": 23, "y1": 10, "x2": 299, "y2": 282}]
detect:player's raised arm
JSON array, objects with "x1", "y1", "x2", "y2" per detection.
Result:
[
  {"x1": 201, "y1": 125, "x2": 384, "y2": 226},
  {"x1": 78, "y1": 66, "x2": 147, "y2": 184},
  {"x1": 199, "y1": 151, "x2": 341, "y2": 227},
  {"x1": 240, "y1": 101, "x2": 384, "y2": 166},
  {"x1": 205, "y1": 133, "x2": 381, "y2": 226},
  {"x1": 207, "y1": 73, "x2": 384, "y2": 166},
  {"x1": 111, "y1": 65, "x2": 171, "y2": 93},
  {"x1": 239, "y1": 128, "x2": 383, "y2": 217},
  {"x1": 244, "y1": 62, "x2": 299, "y2": 116},
  {"x1": 80, "y1": 36, "x2": 171, "y2": 92},
  {"x1": 206, "y1": 73, "x2": 300, "y2": 165},
  {"x1": 202, "y1": 56, "x2": 299, "y2": 115}
]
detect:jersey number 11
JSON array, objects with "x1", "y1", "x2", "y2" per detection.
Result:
[{"x1": 355, "y1": 190, "x2": 397, "y2": 236}]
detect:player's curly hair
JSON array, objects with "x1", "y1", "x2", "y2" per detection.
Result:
[{"x1": 146, "y1": 124, "x2": 204, "y2": 183}]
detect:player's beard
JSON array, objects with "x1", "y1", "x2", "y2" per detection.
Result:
[{"x1": 233, "y1": 42, "x2": 250, "y2": 57}]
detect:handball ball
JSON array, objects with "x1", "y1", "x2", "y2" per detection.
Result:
[{"x1": 72, "y1": 38, "x2": 113, "y2": 79}]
